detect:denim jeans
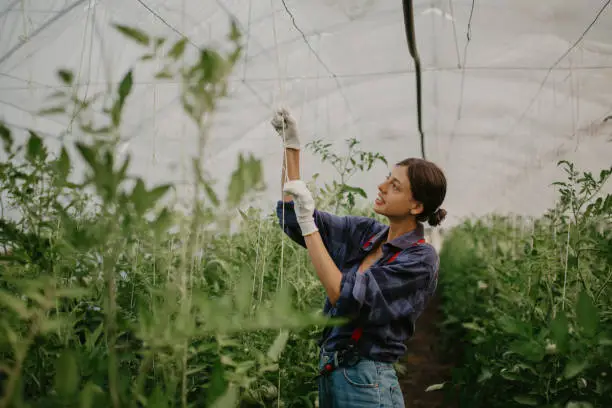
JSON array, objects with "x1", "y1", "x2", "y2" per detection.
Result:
[{"x1": 318, "y1": 347, "x2": 405, "y2": 408}]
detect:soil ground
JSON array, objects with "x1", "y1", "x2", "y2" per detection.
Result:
[{"x1": 398, "y1": 294, "x2": 457, "y2": 407}]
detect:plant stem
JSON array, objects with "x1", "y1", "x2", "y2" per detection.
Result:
[
  {"x1": 104, "y1": 238, "x2": 120, "y2": 408},
  {"x1": 0, "y1": 287, "x2": 53, "y2": 408},
  {"x1": 595, "y1": 266, "x2": 612, "y2": 301},
  {"x1": 131, "y1": 353, "x2": 153, "y2": 408},
  {"x1": 0, "y1": 320, "x2": 38, "y2": 408},
  {"x1": 181, "y1": 343, "x2": 188, "y2": 408}
]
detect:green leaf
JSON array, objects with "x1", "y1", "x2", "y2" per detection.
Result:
[
  {"x1": 203, "y1": 180, "x2": 220, "y2": 207},
  {"x1": 499, "y1": 370, "x2": 520, "y2": 381},
  {"x1": 513, "y1": 395, "x2": 538, "y2": 406},
  {"x1": 153, "y1": 208, "x2": 172, "y2": 235},
  {"x1": 39, "y1": 317, "x2": 68, "y2": 334},
  {"x1": 47, "y1": 90, "x2": 66, "y2": 99},
  {"x1": 206, "y1": 357, "x2": 228, "y2": 407},
  {"x1": 564, "y1": 360, "x2": 588, "y2": 379},
  {"x1": 576, "y1": 290, "x2": 599, "y2": 337},
  {"x1": 118, "y1": 70, "x2": 133, "y2": 105},
  {"x1": 80, "y1": 122, "x2": 112, "y2": 134},
  {"x1": 497, "y1": 315, "x2": 527, "y2": 336},
  {"x1": 26, "y1": 131, "x2": 43, "y2": 161},
  {"x1": 55, "y1": 350, "x2": 79, "y2": 396},
  {"x1": 114, "y1": 24, "x2": 150, "y2": 46},
  {"x1": 244, "y1": 155, "x2": 264, "y2": 190},
  {"x1": 599, "y1": 337, "x2": 612, "y2": 346},
  {"x1": 0, "y1": 290, "x2": 29, "y2": 319},
  {"x1": 425, "y1": 383, "x2": 445, "y2": 392},
  {"x1": 38, "y1": 106, "x2": 66, "y2": 116},
  {"x1": 477, "y1": 368, "x2": 492, "y2": 382},
  {"x1": 117, "y1": 154, "x2": 130, "y2": 181},
  {"x1": 509, "y1": 339, "x2": 544, "y2": 362},
  {"x1": 150, "y1": 387, "x2": 173, "y2": 408},
  {"x1": 148, "y1": 184, "x2": 171, "y2": 205},
  {"x1": 55, "y1": 287, "x2": 89, "y2": 298},
  {"x1": 1, "y1": 322, "x2": 19, "y2": 348},
  {"x1": 55, "y1": 147, "x2": 71, "y2": 180},
  {"x1": 167, "y1": 37, "x2": 187, "y2": 60},
  {"x1": 566, "y1": 402, "x2": 594, "y2": 408},
  {"x1": 550, "y1": 310, "x2": 569, "y2": 350},
  {"x1": 154, "y1": 37, "x2": 166, "y2": 50},
  {"x1": 111, "y1": 70, "x2": 133, "y2": 126},
  {"x1": 198, "y1": 48, "x2": 225, "y2": 83},
  {"x1": 132, "y1": 179, "x2": 147, "y2": 214},
  {"x1": 0, "y1": 122, "x2": 13, "y2": 154},
  {"x1": 210, "y1": 384, "x2": 238, "y2": 408},
  {"x1": 342, "y1": 185, "x2": 367, "y2": 199},
  {"x1": 267, "y1": 330, "x2": 290, "y2": 362},
  {"x1": 227, "y1": 155, "x2": 247, "y2": 207},
  {"x1": 76, "y1": 143, "x2": 98, "y2": 173},
  {"x1": 234, "y1": 272, "x2": 252, "y2": 314},
  {"x1": 132, "y1": 182, "x2": 170, "y2": 214},
  {"x1": 228, "y1": 19, "x2": 241, "y2": 42},
  {"x1": 58, "y1": 69, "x2": 74, "y2": 84},
  {"x1": 461, "y1": 322, "x2": 485, "y2": 333},
  {"x1": 567, "y1": 254, "x2": 578, "y2": 269},
  {"x1": 80, "y1": 381, "x2": 103, "y2": 408},
  {"x1": 154, "y1": 68, "x2": 173, "y2": 79}
]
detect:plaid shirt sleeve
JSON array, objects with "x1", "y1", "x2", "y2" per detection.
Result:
[
  {"x1": 336, "y1": 245, "x2": 437, "y2": 325},
  {"x1": 276, "y1": 200, "x2": 375, "y2": 266}
]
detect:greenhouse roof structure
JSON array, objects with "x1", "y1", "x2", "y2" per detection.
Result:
[{"x1": 1, "y1": 0, "x2": 611, "y2": 226}]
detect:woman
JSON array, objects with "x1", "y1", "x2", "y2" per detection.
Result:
[{"x1": 271, "y1": 108, "x2": 447, "y2": 408}]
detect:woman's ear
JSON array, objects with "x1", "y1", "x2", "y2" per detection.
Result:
[{"x1": 410, "y1": 202, "x2": 424, "y2": 216}]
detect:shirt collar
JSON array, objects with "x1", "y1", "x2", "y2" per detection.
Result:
[{"x1": 362, "y1": 223, "x2": 425, "y2": 252}]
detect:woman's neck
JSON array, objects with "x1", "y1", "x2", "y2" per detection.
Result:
[{"x1": 386, "y1": 216, "x2": 418, "y2": 242}]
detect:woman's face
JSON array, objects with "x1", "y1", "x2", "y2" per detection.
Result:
[{"x1": 373, "y1": 165, "x2": 423, "y2": 219}]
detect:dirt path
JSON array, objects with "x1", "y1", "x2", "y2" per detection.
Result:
[{"x1": 399, "y1": 293, "x2": 456, "y2": 407}]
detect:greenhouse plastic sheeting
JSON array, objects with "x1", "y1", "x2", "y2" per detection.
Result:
[{"x1": 1, "y1": 0, "x2": 611, "y2": 226}]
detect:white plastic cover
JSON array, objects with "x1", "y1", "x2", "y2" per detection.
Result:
[{"x1": 1, "y1": 0, "x2": 611, "y2": 226}]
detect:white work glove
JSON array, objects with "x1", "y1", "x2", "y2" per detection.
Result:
[
  {"x1": 271, "y1": 108, "x2": 300, "y2": 150},
  {"x1": 282, "y1": 180, "x2": 318, "y2": 236}
]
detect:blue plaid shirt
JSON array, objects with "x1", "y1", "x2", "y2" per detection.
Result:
[{"x1": 276, "y1": 200, "x2": 439, "y2": 363}]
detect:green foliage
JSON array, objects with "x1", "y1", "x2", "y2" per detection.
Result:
[
  {"x1": 0, "y1": 21, "x2": 333, "y2": 408},
  {"x1": 10, "y1": 14, "x2": 611, "y2": 408},
  {"x1": 114, "y1": 24, "x2": 151, "y2": 46},
  {"x1": 437, "y1": 161, "x2": 612, "y2": 408},
  {"x1": 306, "y1": 137, "x2": 387, "y2": 213}
]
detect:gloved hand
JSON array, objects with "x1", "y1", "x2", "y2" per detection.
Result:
[
  {"x1": 271, "y1": 108, "x2": 300, "y2": 150},
  {"x1": 282, "y1": 180, "x2": 318, "y2": 236}
]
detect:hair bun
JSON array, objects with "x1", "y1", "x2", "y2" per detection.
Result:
[{"x1": 428, "y1": 208, "x2": 447, "y2": 227}]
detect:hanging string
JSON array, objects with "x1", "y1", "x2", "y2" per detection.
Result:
[
  {"x1": 243, "y1": 0, "x2": 264, "y2": 314},
  {"x1": 270, "y1": 1, "x2": 288, "y2": 405},
  {"x1": 271, "y1": 0, "x2": 288, "y2": 295}
]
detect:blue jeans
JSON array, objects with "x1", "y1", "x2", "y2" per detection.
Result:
[{"x1": 318, "y1": 347, "x2": 405, "y2": 408}]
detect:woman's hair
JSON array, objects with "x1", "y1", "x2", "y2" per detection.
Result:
[{"x1": 397, "y1": 158, "x2": 447, "y2": 227}]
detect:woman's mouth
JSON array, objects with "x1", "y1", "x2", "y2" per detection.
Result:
[{"x1": 375, "y1": 194, "x2": 385, "y2": 205}]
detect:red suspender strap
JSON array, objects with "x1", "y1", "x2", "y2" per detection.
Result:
[
  {"x1": 351, "y1": 327, "x2": 363, "y2": 342},
  {"x1": 387, "y1": 252, "x2": 401, "y2": 264},
  {"x1": 386, "y1": 239, "x2": 425, "y2": 265},
  {"x1": 362, "y1": 234, "x2": 376, "y2": 249}
]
